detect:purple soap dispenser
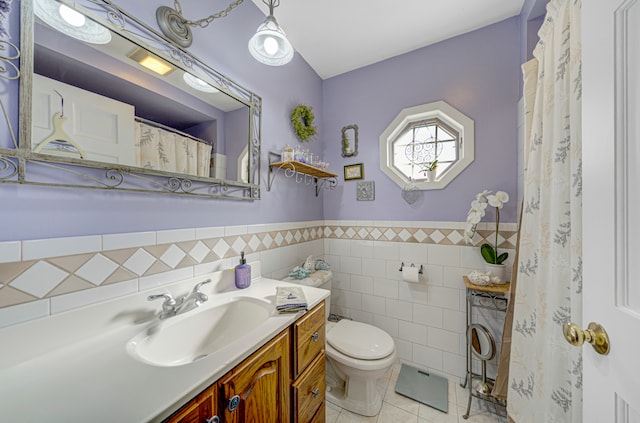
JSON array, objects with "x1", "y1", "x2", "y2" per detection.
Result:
[{"x1": 234, "y1": 251, "x2": 251, "y2": 289}]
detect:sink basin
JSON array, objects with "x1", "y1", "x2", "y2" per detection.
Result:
[{"x1": 127, "y1": 297, "x2": 273, "y2": 367}]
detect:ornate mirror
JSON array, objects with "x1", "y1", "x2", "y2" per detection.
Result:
[
  {"x1": 341, "y1": 124, "x2": 358, "y2": 158},
  {"x1": 12, "y1": 0, "x2": 261, "y2": 199}
]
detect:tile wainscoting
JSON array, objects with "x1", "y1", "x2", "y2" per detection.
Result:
[{"x1": 0, "y1": 219, "x2": 515, "y2": 381}]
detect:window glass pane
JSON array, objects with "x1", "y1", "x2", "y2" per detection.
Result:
[{"x1": 437, "y1": 140, "x2": 458, "y2": 162}]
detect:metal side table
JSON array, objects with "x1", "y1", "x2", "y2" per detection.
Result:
[{"x1": 461, "y1": 276, "x2": 510, "y2": 419}]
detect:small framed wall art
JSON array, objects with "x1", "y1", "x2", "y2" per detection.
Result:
[
  {"x1": 344, "y1": 163, "x2": 364, "y2": 181},
  {"x1": 356, "y1": 181, "x2": 375, "y2": 201}
]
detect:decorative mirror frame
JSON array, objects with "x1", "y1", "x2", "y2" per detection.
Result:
[
  {"x1": 341, "y1": 124, "x2": 358, "y2": 158},
  {"x1": 0, "y1": 0, "x2": 261, "y2": 200}
]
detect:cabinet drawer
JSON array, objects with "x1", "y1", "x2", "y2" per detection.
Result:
[
  {"x1": 292, "y1": 352, "x2": 325, "y2": 423},
  {"x1": 294, "y1": 301, "x2": 325, "y2": 377},
  {"x1": 309, "y1": 402, "x2": 325, "y2": 423}
]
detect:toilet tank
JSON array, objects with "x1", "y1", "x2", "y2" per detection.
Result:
[{"x1": 284, "y1": 270, "x2": 332, "y2": 320}]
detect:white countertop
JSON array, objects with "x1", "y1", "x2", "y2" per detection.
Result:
[{"x1": 0, "y1": 267, "x2": 329, "y2": 422}]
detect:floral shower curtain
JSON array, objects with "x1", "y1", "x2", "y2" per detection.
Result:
[{"x1": 507, "y1": 0, "x2": 582, "y2": 422}]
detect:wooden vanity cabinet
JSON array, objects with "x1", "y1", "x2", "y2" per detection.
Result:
[
  {"x1": 292, "y1": 301, "x2": 326, "y2": 423},
  {"x1": 165, "y1": 384, "x2": 217, "y2": 423},
  {"x1": 218, "y1": 328, "x2": 290, "y2": 423},
  {"x1": 165, "y1": 300, "x2": 327, "y2": 423}
]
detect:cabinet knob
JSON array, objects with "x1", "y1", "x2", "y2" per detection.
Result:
[
  {"x1": 206, "y1": 417, "x2": 220, "y2": 423},
  {"x1": 311, "y1": 388, "x2": 320, "y2": 398},
  {"x1": 227, "y1": 394, "x2": 241, "y2": 412},
  {"x1": 311, "y1": 332, "x2": 319, "y2": 342}
]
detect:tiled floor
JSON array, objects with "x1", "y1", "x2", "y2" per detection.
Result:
[{"x1": 325, "y1": 363, "x2": 507, "y2": 423}]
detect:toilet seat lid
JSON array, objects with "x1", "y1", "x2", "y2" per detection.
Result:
[{"x1": 327, "y1": 320, "x2": 394, "y2": 360}]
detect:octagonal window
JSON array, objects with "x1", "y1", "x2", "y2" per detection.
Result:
[{"x1": 380, "y1": 100, "x2": 474, "y2": 190}]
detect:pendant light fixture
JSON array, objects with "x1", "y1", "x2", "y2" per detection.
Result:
[
  {"x1": 156, "y1": 0, "x2": 245, "y2": 48},
  {"x1": 248, "y1": 0, "x2": 293, "y2": 66}
]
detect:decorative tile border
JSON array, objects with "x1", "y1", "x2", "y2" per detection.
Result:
[{"x1": 0, "y1": 221, "x2": 516, "y2": 310}]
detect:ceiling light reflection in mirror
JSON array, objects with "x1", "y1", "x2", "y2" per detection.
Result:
[
  {"x1": 34, "y1": 0, "x2": 111, "y2": 44},
  {"x1": 32, "y1": 0, "x2": 253, "y2": 184}
]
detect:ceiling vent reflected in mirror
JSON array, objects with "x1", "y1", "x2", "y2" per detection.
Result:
[{"x1": 34, "y1": 0, "x2": 111, "y2": 44}]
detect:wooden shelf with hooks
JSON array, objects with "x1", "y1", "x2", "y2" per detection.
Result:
[{"x1": 267, "y1": 153, "x2": 338, "y2": 196}]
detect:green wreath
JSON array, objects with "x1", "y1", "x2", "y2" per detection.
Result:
[{"x1": 290, "y1": 104, "x2": 317, "y2": 142}]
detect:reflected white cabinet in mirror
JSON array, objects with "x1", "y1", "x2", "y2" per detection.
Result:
[{"x1": 2, "y1": 0, "x2": 261, "y2": 199}]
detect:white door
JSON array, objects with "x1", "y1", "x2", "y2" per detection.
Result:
[{"x1": 582, "y1": 0, "x2": 640, "y2": 421}]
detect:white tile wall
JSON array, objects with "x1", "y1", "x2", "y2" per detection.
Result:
[
  {"x1": 22, "y1": 235, "x2": 101, "y2": 261},
  {"x1": 324, "y1": 237, "x2": 511, "y2": 383},
  {"x1": 1, "y1": 219, "x2": 511, "y2": 388},
  {"x1": 0, "y1": 241, "x2": 21, "y2": 263}
]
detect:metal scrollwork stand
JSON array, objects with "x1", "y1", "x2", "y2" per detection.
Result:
[{"x1": 461, "y1": 276, "x2": 509, "y2": 419}]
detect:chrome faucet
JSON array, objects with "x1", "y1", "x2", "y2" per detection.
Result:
[{"x1": 148, "y1": 279, "x2": 212, "y2": 319}]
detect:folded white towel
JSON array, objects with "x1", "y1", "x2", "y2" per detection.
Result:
[{"x1": 275, "y1": 286, "x2": 308, "y2": 313}]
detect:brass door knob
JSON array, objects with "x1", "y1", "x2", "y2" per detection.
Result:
[{"x1": 562, "y1": 322, "x2": 610, "y2": 355}]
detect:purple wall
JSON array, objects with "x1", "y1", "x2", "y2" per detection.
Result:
[
  {"x1": 1, "y1": 0, "x2": 324, "y2": 242},
  {"x1": 1, "y1": 2, "x2": 528, "y2": 242},
  {"x1": 321, "y1": 17, "x2": 521, "y2": 224}
]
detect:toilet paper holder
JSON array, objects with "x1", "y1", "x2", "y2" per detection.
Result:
[{"x1": 399, "y1": 262, "x2": 423, "y2": 274}]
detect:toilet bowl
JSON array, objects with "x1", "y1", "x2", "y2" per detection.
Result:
[{"x1": 284, "y1": 269, "x2": 396, "y2": 416}]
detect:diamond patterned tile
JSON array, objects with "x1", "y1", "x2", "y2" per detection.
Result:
[
  {"x1": 48, "y1": 254, "x2": 94, "y2": 273},
  {"x1": 10, "y1": 261, "x2": 69, "y2": 298},
  {"x1": 414, "y1": 229, "x2": 428, "y2": 243},
  {"x1": 102, "y1": 248, "x2": 137, "y2": 265},
  {"x1": 447, "y1": 230, "x2": 464, "y2": 245},
  {"x1": 261, "y1": 233, "x2": 273, "y2": 249},
  {"x1": 103, "y1": 267, "x2": 137, "y2": 285},
  {"x1": 144, "y1": 244, "x2": 171, "y2": 259},
  {"x1": 345, "y1": 227, "x2": 356, "y2": 238},
  {"x1": 247, "y1": 235, "x2": 261, "y2": 252},
  {"x1": 398, "y1": 229, "x2": 412, "y2": 242},
  {"x1": 231, "y1": 237, "x2": 247, "y2": 254},
  {"x1": 189, "y1": 241, "x2": 210, "y2": 263},
  {"x1": 211, "y1": 239, "x2": 230, "y2": 259},
  {"x1": 74, "y1": 254, "x2": 119, "y2": 286},
  {"x1": 430, "y1": 230, "x2": 446, "y2": 244},
  {"x1": 48, "y1": 275, "x2": 93, "y2": 296},
  {"x1": 0, "y1": 286, "x2": 38, "y2": 308},
  {"x1": 0, "y1": 261, "x2": 34, "y2": 284},
  {"x1": 370, "y1": 228, "x2": 383, "y2": 240},
  {"x1": 176, "y1": 256, "x2": 198, "y2": 269},
  {"x1": 0, "y1": 222, "x2": 514, "y2": 314},
  {"x1": 123, "y1": 248, "x2": 156, "y2": 276},
  {"x1": 281, "y1": 231, "x2": 291, "y2": 244},
  {"x1": 144, "y1": 260, "x2": 171, "y2": 276},
  {"x1": 384, "y1": 228, "x2": 397, "y2": 240},
  {"x1": 159, "y1": 245, "x2": 187, "y2": 269}
]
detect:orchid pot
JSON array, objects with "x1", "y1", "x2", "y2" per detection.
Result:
[{"x1": 464, "y1": 190, "x2": 510, "y2": 283}]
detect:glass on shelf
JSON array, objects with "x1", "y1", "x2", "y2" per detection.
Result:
[{"x1": 282, "y1": 145, "x2": 294, "y2": 162}]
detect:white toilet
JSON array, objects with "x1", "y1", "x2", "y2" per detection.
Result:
[{"x1": 285, "y1": 269, "x2": 397, "y2": 416}]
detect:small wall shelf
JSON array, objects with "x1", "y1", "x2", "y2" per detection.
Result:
[{"x1": 267, "y1": 152, "x2": 338, "y2": 196}]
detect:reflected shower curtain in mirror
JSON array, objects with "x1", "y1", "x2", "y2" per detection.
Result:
[{"x1": 507, "y1": 0, "x2": 582, "y2": 421}]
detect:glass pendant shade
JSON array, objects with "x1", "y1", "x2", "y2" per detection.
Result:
[
  {"x1": 248, "y1": 16, "x2": 293, "y2": 66},
  {"x1": 34, "y1": 0, "x2": 112, "y2": 44}
]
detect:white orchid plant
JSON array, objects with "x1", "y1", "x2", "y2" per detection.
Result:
[{"x1": 464, "y1": 190, "x2": 510, "y2": 265}]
